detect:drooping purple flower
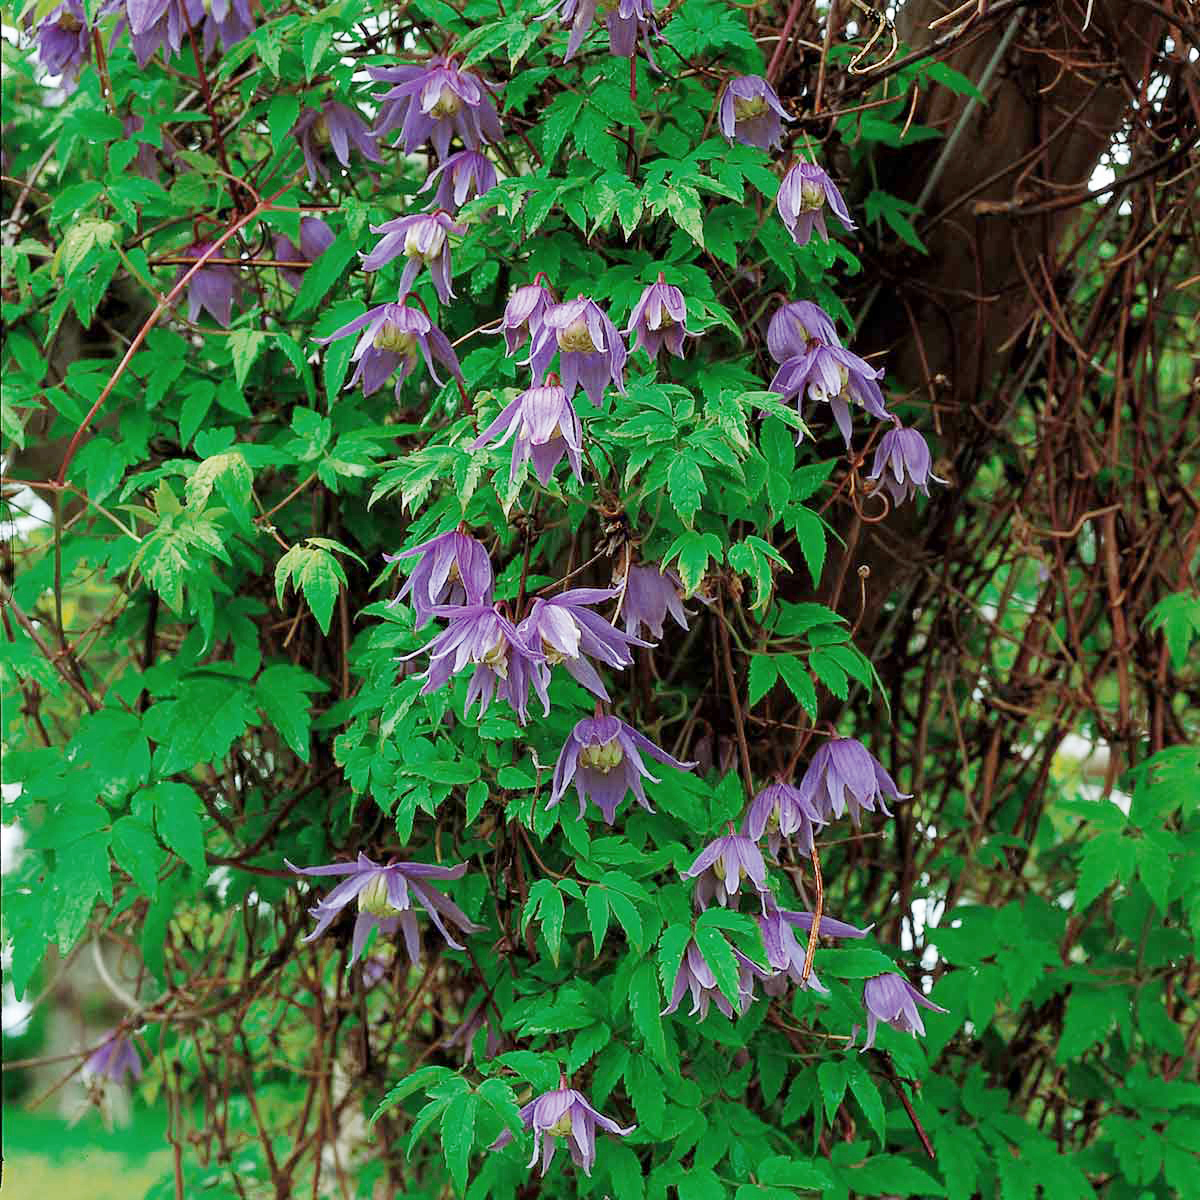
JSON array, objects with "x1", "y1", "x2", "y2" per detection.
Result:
[
  {"x1": 176, "y1": 243, "x2": 238, "y2": 327},
  {"x1": 626, "y1": 275, "x2": 695, "y2": 362},
  {"x1": 614, "y1": 563, "x2": 690, "y2": 641},
  {"x1": 123, "y1": 0, "x2": 252, "y2": 68},
  {"x1": 778, "y1": 161, "x2": 857, "y2": 247},
  {"x1": 385, "y1": 529, "x2": 494, "y2": 627},
  {"x1": 719, "y1": 75, "x2": 792, "y2": 152},
  {"x1": 422, "y1": 149, "x2": 498, "y2": 213},
  {"x1": 662, "y1": 935, "x2": 770, "y2": 1020},
  {"x1": 530, "y1": 297, "x2": 627, "y2": 408},
  {"x1": 361, "y1": 212, "x2": 464, "y2": 304},
  {"x1": 292, "y1": 101, "x2": 383, "y2": 186},
  {"x1": 682, "y1": 831, "x2": 770, "y2": 911},
  {"x1": 489, "y1": 1085, "x2": 635, "y2": 1177},
  {"x1": 766, "y1": 300, "x2": 841, "y2": 364},
  {"x1": 31, "y1": 2, "x2": 91, "y2": 83},
  {"x1": 858, "y1": 973, "x2": 948, "y2": 1050},
  {"x1": 273, "y1": 217, "x2": 335, "y2": 290},
  {"x1": 472, "y1": 383, "x2": 583, "y2": 487},
  {"x1": 413, "y1": 603, "x2": 546, "y2": 724},
  {"x1": 286, "y1": 853, "x2": 484, "y2": 964},
  {"x1": 867, "y1": 425, "x2": 946, "y2": 506},
  {"x1": 82, "y1": 1030, "x2": 143, "y2": 1086},
  {"x1": 498, "y1": 281, "x2": 554, "y2": 356},
  {"x1": 315, "y1": 302, "x2": 462, "y2": 399},
  {"x1": 605, "y1": 0, "x2": 658, "y2": 60},
  {"x1": 758, "y1": 902, "x2": 871, "y2": 998},
  {"x1": 549, "y1": 713, "x2": 695, "y2": 823},
  {"x1": 795, "y1": 737, "x2": 910, "y2": 827},
  {"x1": 517, "y1": 588, "x2": 649, "y2": 703},
  {"x1": 541, "y1": 0, "x2": 601, "y2": 62},
  {"x1": 370, "y1": 58, "x2": 503, "y2": 159},
  {"x1": 768, "y1": 341, "x2": 891, "y2": 446},
  {"x1": 743, "y1": 781, "x2": 825, "y2": 857}
]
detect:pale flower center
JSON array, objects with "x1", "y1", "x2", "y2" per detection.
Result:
[
  {"x1": 373, "y1": 322, "x2": 417, "y2": 355},
  {"x1": 58, "y1": 12, "x2": 83, "y2": 31},
  {"x1": 478, "y1": 633, "x2": 509, "y2": 679},
  {"x1": 430, "y1": 85, "x2": 461, "y2": 119},
  {"x1": 580, "y1": 737, "x2": 624, "y2": 774},
  {"x1": 405, "y1": 223, "x2": 446, "y2": 262},
  {"x1": 541, "y1": 637, "x2": 567, "y2": 666},
  {"x1": 311, "y1": 116, "x2": 332, "y2": 147},
  {"x1": 733, "y1": 94, "x2": 769, "y2": 121},
  {"x1": 557, "y1": 316, "x2": 597, "y2": 354},
  {"x1": 798, "y1": 179, "x2": 827, "y2": 212},
  {"x1": 358, "y1": 874, "x2": 398, "y2": 918},
  {"x1": 546, "y1": 1112, "x2": 574, "y2": 1138},
  {"x1": 711, "y1": 859, "x2": 746, "y2": 884}
]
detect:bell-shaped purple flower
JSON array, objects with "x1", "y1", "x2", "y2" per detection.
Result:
[
  {"x1": 541, "y1": 0, "x2": 601, "y2": 62},
  {"x1": 361, "y1": 212, "x2": 464, "y2": 304},
  {"x1": 626, "y1": 275, "x2": 694, "y2": 361},
  {"x1": 868, "y1": 425, "x2": 946, "y2": 505},
  {"x1": 769, "y1": 342, "x2": 891, "y2": 446},
  {"x1": 498, "y1": 280, "x2": 555, "y2": 356},
  {"x1": 681, "y1": 831, "x2": 770, "y2": 911},
  {"x1": 122, "y1": 0, "x2": 250, "y2": 67},
  {"x1": 472, "y1": 383, "x2": 583, "y2": 487},
  {"x1": 83, "y1": 1029, "x2": 143, "y2": 1086},
  {"x1": 719, "y1": 75, "x2": 792, "y2": 152},
  {"x1": 422, "y1": 149, "x2": 498, "y2": 213},
  {"x1": 489, "y1": 1084, "x2": 635, "y2": 1177},
  {"x1": 795, "y1": 737, "x2": 910, "y2": 827},
  {"x1": 385, "y1": 529, "x2": 494, "y2": 627},
  {"x1": 518, "y1": 587, "x2": 649, "y2": 703},
  {"x1": 370, "y1": 58, "x2": 503, "y2": 159},
  {"x1": 176, "y1": 243, "x2": 238, "y2": 327},
  {"x1": 413, "y1": 603, "x2": 546, "y2": 724},
  {"x1": 31, "y1": 2, "x2": 91, "y2": 83},
  {"x1": 858, "y1": 973, "x2": 948, "y2": 1051},
  {"x1": 662, "y1": 935, "x2": 770, "y2": 1020},
  {"x1": 766, "y1": 300, "x2": 841, "y2": 364},
  {"x1": 758, "y1": 902, "x2": 871, "y2": 998},
  {"x1": 530, "y1": 296, "x2": 627, "y2": 408},
  {"x1": 744, "y1": 781, "x2": 825, "y2": 857},
  {"x1": 549, "y1": 713, "x2": 695, "y2": 823},
  {"x1": 273, "y1": 217, "x2": 335, "y2": 290},
  {"x1": 778, "y1": 161, "x2": 856, "y2": 247},
  {"x1": 606, "y1": 0, "x2": 658, "y2": 60},
  {"x1": 315, "y1": 302, "x2": 462, "y2": 399},
  {"x1": 292, "y1": 100, "x2": 382, "y2": 185},
  {"x1": 615, "y1": 563, "x2": 690, "y2": 641},
  {"x1": 286, "y1": 853, "x2": 484, "y2": 964}
]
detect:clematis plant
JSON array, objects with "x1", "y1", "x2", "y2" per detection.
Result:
[
  {"x1": 857, "y1": 973, "x2": 948, "y2": 1050},
  {"x1": 530, "y1": 296, "x2": 627, "y2": 407},
  {"x1": 681, "y1": 829, "x2": 771, "y2": 911},
  {"x1": 472, "y1": 381, "x2": 584, "y2": 486},
  {"x1": 719, "y1": 75, "x2": 792, "y2": 151},
  {"x1": 796, "y1": 737, "x2": 910, "y2": 826},
  {"x1": 361, "y1": 212, "x2": 465, "y2": 303},
  {"x1": 370, "y1": 58, "x2": 502, "y2": 158},
  {"x1": 868, "y1": 424, "x2": 946, "y2": 505},
  {"x1": 385, "y1": 528, "x2": 494, "y2": 626},
  {"x1": 778, "y1": 160, "x2": 857, "y2": 247}
]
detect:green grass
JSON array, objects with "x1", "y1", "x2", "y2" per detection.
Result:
[{"x1": 1, "y1": 1105, "x2": 173, "y2": 1199}]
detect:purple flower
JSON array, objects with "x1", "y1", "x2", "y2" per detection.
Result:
[
  {"x1": 615, "y1": 563, "x2": 690, "y2": 641},
  {"x1": 176, "y1": 243, "x2": 238, "y2": 327},
  {"x1": 867, "y1": 425, "x2": 946, "y2": 505},
  {"x1": 517, "y1": 587, "x2": 648, "y2": 703},
  {"x1": 413, "y1": 603, "x2": 545, "y2": 724},
  {"x1": 758, "y1": 902, "x2": 871, "y2": 998},
  {"x1": 489, "y1": 1085, "x2": 634, "y2": 1177},
  {"x1": 315, "y1": 302, "x2": 462, "y2": 399},
  {"x1": 541, "y1": 0, "x2": 602, "y2": 62},
  {"x1": 606, "y1": 0, "x2": 658, "y2": 60},
  {"x1": 123, "y1": 0, "x2": 252, "y2": 69},
  {"x1": 370, "y1": 58, "x2": 502, "y2": 159},
  {"x1": 778, "y1": 161, "x2": 856, "y2": 247},
  {"x1": 626, "y1": 276, "x2": 695, "y2": 362},
  {"x1": 31, "y1": 2, "x2": 91, "y2": 83},
  {"x1": 859, "y1": 973, "x2": 948, "y2": 1051},
  {"x1": 292, "y1": 101, "x2": 382, "y2": 186},
  {"x1": 83, "y1": 1030, "x2": 142, "y2": 1086},
  {"x1": 361, "y1": 212, "x2": 464, "y2": 304},
  {"x1": 768, "y1": 342, "x2": 891, "y2": 446},
  {"x1": 498, "y1": 281, "x2": 555, "y2": 356},
  {"x1": 662, "y1": 935, "x2": 770, "y2": 1020},
  {"x1": 273, "y1": 217, "x2": 335, "y2": 290},
  {"x1": 472, "y1": 383, "x2": 583, "y2": 487},
  {"x1": 443, "y1": 1003, "x2": 503, "y2": 1064},
  {"x1": 549, "y1": 713, "x2": 695, "y2": 823},
  {"x1": 681, "y1": 831, "x2": 770, "y2": 911},
  {"x1": 286, "y1": 853, "x2": 484, "y2": 964},
  {"x1": 766, "y1": 300, "x2": 841, "y2": 364},
  {"x1": 422, "y1": 149, "x2": 498, "y2": 213},
  {"x1": 385, "y1": 529, "x2": 494, "y2": 627},
  {"x1": 530, "y1": 296, "x2": 627, "y2": 408},
  {"x1": 795, "y1": 737, "x2": 910, "y2": 827},
  {"x1": 743, "y1": 781, "x2": 825, "y2": 857},
  {"x1": 719, "y1": 75, "x2": 791, "y2": 152}
]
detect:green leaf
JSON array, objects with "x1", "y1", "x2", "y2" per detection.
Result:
[
  {"x1": 1143, "y1": 591, "x2": 1200, "y2": 671},
  {"x1": 276, "y1": 541, "x2": 348, "y2": 635},
  {"x1": 140, "y1": 782, "x2": 207, "y2": 875},
  {"x1": 848, "y1": 1065, "x2": 887, "y2": 1145},
  {"x1": 747, "y1": 655, "x2": 779, "y2": 707},
  {"x1": 663, "y1": 530, "x2": 723, "y2": 594},
  {"x1": 604, "y1": 1141, "x2": 646, "y2": 1200},
  {"x1": 786, "y1": 505, "x2": 827, "y2": 585},
  {"x1": 668, "y1": 453, "x2": 706, "y2": 526},
  {"x1": 845, "y1": 1156, "x2": 946, "y2": 1196},
  {"x1": 229, "y1": 330, "x2": 268, "y2": 390},
  {"x1": 110, "y1": 816, "x2": 165, "y2": 898},
  {"x1": 292, "y1": 234, "x2": 357, "y2": 316},
  {"x1": 1074, "y1": 832, "x2": 1135, "y2": 911},
  {"x1": 142, "y1": 677, "x2": 258, "y2": 775},
  {"x1": 268, "y1": 95, "x2": 300, "y2": 153},
  {"x1": 629, "y1": 959, "x2": 667, "y2": 1064},
  {"x1": 776, "y1": 655, "x2": 818, "y2": 719},
  {"x1": 586, "y1": 885, "x2": 611, "y2": 956},
  {"x1": 370, "y1": 1066, "x2": 457, "y2": 1124},
  {"x1": 255, "y1": 664, "x2": 327, "y2": 760},
  {"x1": 693, "y1": 925, "x2": 740, "y2": 1009},
  {"x1": 441, "y1": 1090, "x2": 478, "y2": 1195}
]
